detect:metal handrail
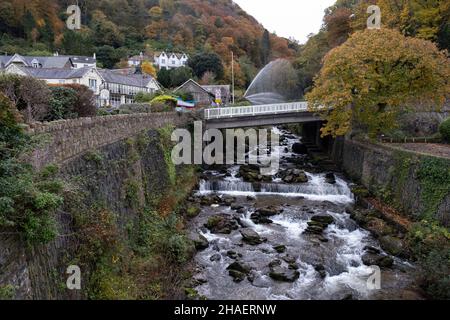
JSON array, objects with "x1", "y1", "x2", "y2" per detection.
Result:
[{"x1": 204, "y1": 102, "x2": 309, "y2": 120}]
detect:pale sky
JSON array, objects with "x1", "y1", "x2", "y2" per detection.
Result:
[{"x1": 233, "y1": 0, "x2": 336, "y2": 43}]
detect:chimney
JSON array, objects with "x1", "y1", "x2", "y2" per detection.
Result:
[{"x1": 93, "y1": 53, "x2": 96, "y2": 59}]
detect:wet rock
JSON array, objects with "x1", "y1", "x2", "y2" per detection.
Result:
[
  {"x1": 268, "y1": 259, "x2": 282, "y2": 268},
  {"x1": 292, "y1": 142, "x2": 308, "y2": 154},
  {"x1": 281, "y1": 255, "x2": 297, "y2": 264},
  {"x1": 311, "y1": 214, "x2": 335, "y2": 225},
  {"x1": 210, "y1": 253, "x2": 221, "y2": 262},
  {"x1": 246, "y1": 195, "x2": 256, "y2": 201},
  {"x1": 379, "y1": 236, "x2": 405, "y2": 257},
  {"x1": 231, "y1": 204, "x2": 244, "y2": 211},
  {"x1": 200, "y1": 194, "x2": 221, "y2": 206},
  {"x1": 269, "y1": 265, "x2": 300, "y2": 282},
  {"x1": 226, "y1": 250, "x2": 239, "y2": 259},
  {"x1": 256, "y1": 206, "x2": 283, "y2": 217},
  {"x1": 314, "y1": 265, "x2": 327, "y2": 279},
  {"x1": 227, "y1": 261, "x2": 251, "y2": 274},
  {"x1": 205, "y1": 214, "x2": 239, "y2": 234},
  {"x1": 304, "y1": 214, "x2": 335, "y2": 235},
  {"x1": 228, "y1": 270, "x2": 246, "y2": 282},
  {"x1": 191, "y1": 233, "x2": 209, "y2": 251},
  {"x1": 364, "y1": 246, "x2": 381, "y2": 254},
  {"x1": 240, "y1": 228, "x2": 264, "y2": 245},
  {"x1": 221, "y1": 195, "x2": 236, "y2": 206},
  {"x1": 239, "y1": 165, "x2": 272, "y2": 183},
  {"x1": 280, "y1": 169, "x2": 308, "y2": 183},
  {"x1": 362, "y1": 253, "x2": 394, "y2": 268},
  {"x1": 288, "y1": 262, "x2": 299, "y2": 270},
  {"x1": 325, "y1": 172, "x2": 336, "y2": 184},
  {"x1": 273, "y1": 245, "x2": 287, "y2": 253}
]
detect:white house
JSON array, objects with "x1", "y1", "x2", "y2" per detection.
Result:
[
  {"x1": 4, "y1": 64, "x2": 103, "y2": 96},
  {"x1": 127, "y1": 52, "x2": 152, "y2": 67},
  {"x1": 154, "y1": 51, "x2": 189, "y2": 70}
]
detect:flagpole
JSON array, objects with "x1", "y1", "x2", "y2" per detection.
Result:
[{"x1": 231, "y1": 51, "x2": 235, "y2": 105}]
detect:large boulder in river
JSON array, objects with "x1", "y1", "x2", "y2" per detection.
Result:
[
  {"x1": 292, "y1": 142, "x2": 308, "y2": 154},
  {"x1": 256, "y1": 206, "x2": 284, "y2": 217},
  {"x1": 379, "y1": 236, "x2": 406, "y2": 257},
  {"x1": 362, "y1": 253, "x2": 394, "y2": 268},
  {"x1": 191, "y1": 232, "x2": 209, "y2": 251},
  {"x1": 240, "y1": 228, "x2": 264, "y2": 245},
  {"x1": 227, "y1": 261, "x2": 251, "y2": 282},
  {"x1": 325, "y1": 173, "x2": 336, "y2": 184},
  {"x1": 304, "y1": 214, "x2": 335, "y2": 235},
  {"x1": 205, "y1": 214, "x2": 239, "y2": 234},
  {"x1": 269, "y1": 262, "x2": 300, "y2": 282}
]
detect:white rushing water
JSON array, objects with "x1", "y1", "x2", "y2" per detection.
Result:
[{"x1": 191, "y1": 127, "x2": 416, "y2": 300}]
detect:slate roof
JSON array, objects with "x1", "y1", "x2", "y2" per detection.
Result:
[
  {"x1": 0, "y1": 54, "x2": 96, "y2": 69},
  {"x1": 19, "y1": 66, "x2": 93, "y2": 79},
  {"x1": 98, "y1": 69, "x2": 156, "y2": 87}
]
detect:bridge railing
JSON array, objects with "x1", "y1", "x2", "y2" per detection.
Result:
[{"x1": 204, "y1": 102, "x2": 309, "y2": 119}]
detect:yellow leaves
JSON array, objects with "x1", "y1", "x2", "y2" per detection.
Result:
[
  {"x1": 141, "y1": 61, "x2": 157, "y2": 78},
  {"x1": 306, "y1": 28, "x2": 450, "y2": 138}
]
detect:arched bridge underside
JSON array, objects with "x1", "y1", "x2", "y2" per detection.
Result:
[{"x1": 203, "y1": 102, "x2": 322, "y2": 129}]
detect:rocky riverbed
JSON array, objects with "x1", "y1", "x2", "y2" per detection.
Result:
[{"x1": 186, "y1": 127, "x2": 423, "y2": 300}]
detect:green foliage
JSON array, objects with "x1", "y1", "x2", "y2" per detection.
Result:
[
  {"x1": 188, "y1": 52, "x2": 224, "y2": 80},
  {"x1": 416, "y1": 157, "x2": 450, "y2": 219},
  {"x1": 408, "y1": 220, "x2": 450, "y2": 299},
  {"x1": 0, "y1": 285, "x2": 15, "y2": 300},
  {"x1": 136, "y1": 210, "x2": 190, "y2": 264},
  {"x1": 46, "y1": 87, "x2": 78, "y2": 121},
  {"x1": 0, "y1": 95, "x2": 63, "y2": 244},
  {"x1": 439, "y1": 118, "x2": 450, "y2": 142},
  {"x1": 158, "y1": 125, "x2": 176, "y2": 186}
]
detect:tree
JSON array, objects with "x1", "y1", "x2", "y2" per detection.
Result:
[
  {"x1": 157, "y1": 68, "x2": 171, "y2": 88},
  {"x1": 63, "y1": 84, "x2": 96, "y2": 117},
  {"x1": 188, "y1": 53, "x2": 224, "y2": 80},
  {"x1": 142, "y1": 61, "x2": 157, "y2": 78},
  {"x1": 170, "y1": 66, "x2": 193, "y2": 87},
  {"x1": 306, "y1": 29, "x2": 450, "y2": 138},
  {"x1": 19, "y1": 77, "x2": 50, "y2": 122}
]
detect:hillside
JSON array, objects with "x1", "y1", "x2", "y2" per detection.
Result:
[{"x1": 0, "y1": 0, "x2": 299, "y2": 87}]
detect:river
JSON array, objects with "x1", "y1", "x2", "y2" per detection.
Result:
[{"x1": 188, "y1": 127, "x2": 420, "y2": 300}]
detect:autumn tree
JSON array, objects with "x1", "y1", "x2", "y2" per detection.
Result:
[
  {"x1": 306, "y1": 29, "x2": 450, "y2": 138},
  {"x1": 188, "y1": 53, "x2": 224, "y2": 80},
  {"x1": 141, "y1": 61, "x2": 157, "y2": 78},
  {"x1": 19, "y1": 77, "x2": 50, "y2": 122}
]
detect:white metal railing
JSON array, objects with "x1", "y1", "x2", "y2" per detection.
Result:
[{"x1": 204, "y1": 102, "x2": 309, "y2": 120}]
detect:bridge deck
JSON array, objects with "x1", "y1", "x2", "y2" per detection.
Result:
[{"x1": 204, "y1": 102, "x2": 309, "y2": 119}]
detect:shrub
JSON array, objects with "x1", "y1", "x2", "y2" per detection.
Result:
[
  {"x1": 62, "y1": 84, "x2": 96, "y2": 117},
  {"x1": 46, "y1": 87, "x2": 78, "y2": 121},
  {"x1": 408, "y1": 220, "x2": 450, "y2": 299},
  {"x1": 439, "y1": 118, "x2": 450, "y2": 142},
  {"x1": 0, "y1": 96, "x2": 63, "y2": 244}
]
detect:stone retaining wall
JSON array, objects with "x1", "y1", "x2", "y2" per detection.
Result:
[{"x1": 27, "y1": 112, "x2": 189, "y2": 169}]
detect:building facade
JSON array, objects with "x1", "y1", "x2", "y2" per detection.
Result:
[
  {"x1": 174, "y1": 79, "x2": 214, "y2": 106},
  {"x1": 154, "y1": 51, "x2": 188, "y2": 70}
]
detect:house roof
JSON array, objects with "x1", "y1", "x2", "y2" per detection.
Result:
[
  {"x1": 155, "y1": 51, "x2": 188, "y2": 59},
  {"x1": 0, "y1": 54, "x2": 96, "y2": 69},
  {"x1": 174, "y1": 79, "x2": 214, "y2": 96},
  {"x1": 98, "y1": 69, "x2": 158, "y2": 88},
  {"x1": 19, "y1": 66, "x2": 94, "y2": 79}
]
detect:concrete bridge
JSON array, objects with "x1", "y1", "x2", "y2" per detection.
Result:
[{"x1": 204, "y1": 102, "x2": 322, "y2": 129}]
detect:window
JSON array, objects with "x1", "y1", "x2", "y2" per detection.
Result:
[
  {"x1": 89, "y1": 79, "x2": 97, "y2": 89},
  {"x1": 59, "y1": 80, "x2": 65, "y2": 84},
  {"x1": 172, "y1": 60, "x2": 176, "y2": 64},
  {"x1": 161, "y1": 59, "x2": 166, "y2": 64}
]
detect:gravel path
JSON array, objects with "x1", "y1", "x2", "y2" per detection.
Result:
[{"x1": 387, "y1": 143, "x2": 450, "y2": 159}]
